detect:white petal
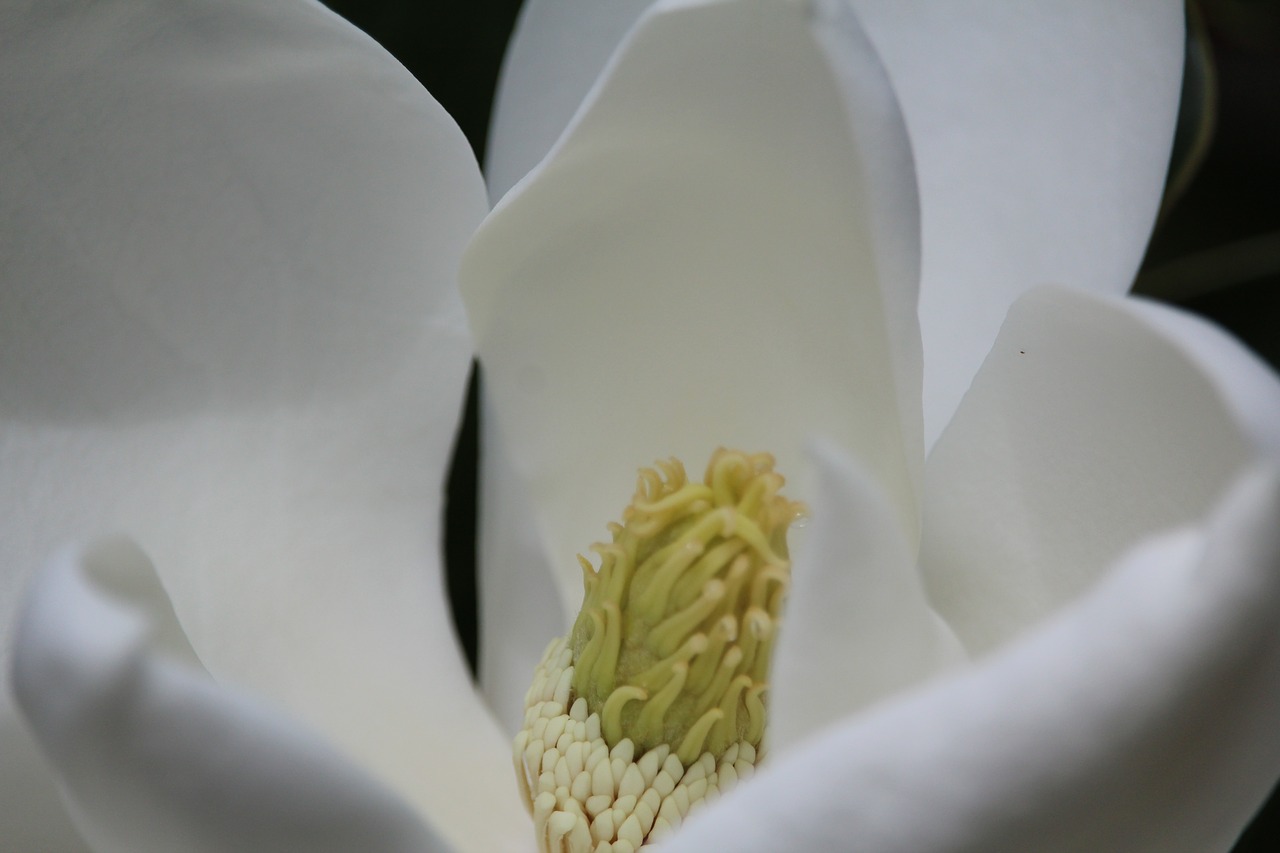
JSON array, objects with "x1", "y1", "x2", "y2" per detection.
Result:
[
  {"x1": 475, "y1": 389, "x2": 570, "y2": 730},
  {"x1": 1130, "y1": 299, "x2": 1280, "y2": 459},
  {"x1": 922, "y1": 287, "x2": 1280, "y2": 653},
  {"x1": 11, "y1": 540, "x2": 446, "y2": 853},
  {"x1": 0, "y1": 3, "x2": 525, "y2": 847},
  {"x1": 485, "y1": 0, "x2": 653, "y2": 202},
  {"x1": 665, "y1": 466, "x2": 1280, "y2": 852},
  {"x1": 0, "y1": 702, "x2": 91, "y2": 852},
  {"x1": 847, "y1": 0, "x2": 1186, "y2": 446},
  {"x1": 464, "y1": 0, "x2": 924, "y2": 628},
  {"x1": 771, "y1": 439, "x2": 964, "y2": 751}
]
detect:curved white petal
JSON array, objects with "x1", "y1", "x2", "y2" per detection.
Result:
[
  {"x1": 922, "y1": 287, "x2": 1280, "y2": 653},
  {"x1": 485, "y1": 0, "x2": 653, "y2": 202},
  {"x1": 771, "y1": 439, "x2": 964, "y2": 752},
  {"x1": 475, "y1": 389, "x2": 569, "y2": 730},
  {"x1": 12, "y1": 540, "x2": 446, "y2": 853},
  {"x1": 0, "y1": 3, "x2": 525, "y2": 847},
  {"x1": 846, "y1": 0, "x2": 1186, "y2": 446},
  {"x1": 464, "y1": 0, "x2": 923, "y2": 656},
  {"x1": 1131, "y1": 299, "x2": 1280, "y2": 459},
  {"x1": 0, "y1": 704, "x2": 91, "y2": 852},
  {"x1": 665, "y1": 466, "x2": 1280, "y2": 852}
]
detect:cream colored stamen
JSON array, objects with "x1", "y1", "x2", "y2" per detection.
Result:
[{"x1": 514, "y1": 450, "x2": 803, "y2": 852}]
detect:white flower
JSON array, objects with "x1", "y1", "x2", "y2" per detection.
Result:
[{"x1": 2, "y1": 1, "x2": 1278, "y2": 852}]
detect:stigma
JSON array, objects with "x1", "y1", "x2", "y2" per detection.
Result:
[{"x1": 513, "y1": 450, "x2": 803, "y2": 852}]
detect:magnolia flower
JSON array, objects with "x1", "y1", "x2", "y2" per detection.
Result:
[{"x1": 3, "y1": 1, "x2": 1279, "y2": 853}]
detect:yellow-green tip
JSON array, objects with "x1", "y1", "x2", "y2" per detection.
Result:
[
  {"x1": 514, "y1": 450, "x2": 803, "y2": 853},
  {"x1": 570, "y1": 450, "x2": 800, "y2": 760}
]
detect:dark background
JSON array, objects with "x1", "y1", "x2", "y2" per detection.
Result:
[{"x1": 319, "y1": 1, "x2": 1280, "y2": 847}]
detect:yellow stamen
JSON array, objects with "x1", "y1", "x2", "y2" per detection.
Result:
[{"x1": 514, "y1": 449, "x2": 804, "y2": 852}]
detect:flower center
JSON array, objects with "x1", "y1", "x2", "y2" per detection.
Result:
[{"x1": 514, "y1": 449, "x2": 803, "y2": 852}]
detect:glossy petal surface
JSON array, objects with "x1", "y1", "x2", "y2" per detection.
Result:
[
  {"x1": 771, "y1": 439, "x2": 964, "y2": 751},
  {"x1": 464, "y1": 0, "x2": 922, "y2": 724},
  {"x1": 12, "y1": 540, "x2": 447, "y2": 853},
  {"x1": 848, "y1": 0, "x2": 1185, "y2": 445},
  {"x1": 922, "y1": 287, "x2": 1280, "y2": 653},
  {"x1": 485, "y1": 0, "x2": 652, "y2": 201},
  {"x1": 0, "y1": 2, "x2": 524, "y2": 846},
  {"x1": 474, "y1": 388, "x2": 570, "y2": 730},
  {"x1": 666, "y1": 467, "x2": 1280, "y2": 852}
]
